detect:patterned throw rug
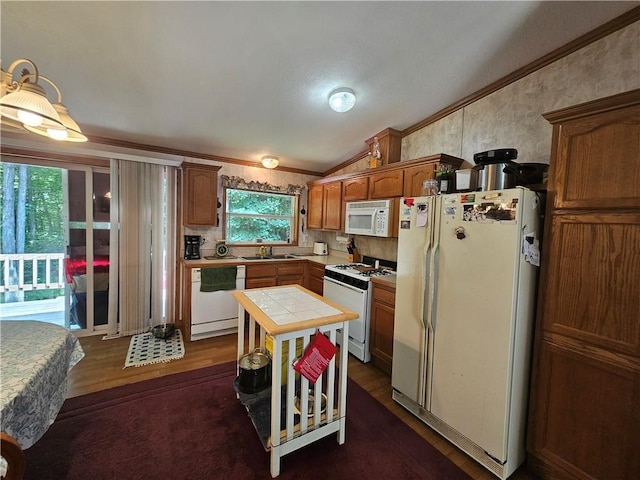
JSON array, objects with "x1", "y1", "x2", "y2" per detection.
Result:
[{"x1": 124, "y1": 329, "x2": 185, "y2": 368}]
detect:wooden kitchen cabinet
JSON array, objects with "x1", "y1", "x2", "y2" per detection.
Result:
[
  {"x1": 403, "y1": 163, "x2": 440, "y2": 197},
  {"x1": 307, "y1": 184, "x2": 324, "y2": 230},
  {"x1": 306, "y1": 181, "x2": 342, "y2": 231},
  {"x1": 550, "y1": 101, "x2": 640, "y2": 211},
  {"x1": 402, "y1": 154, "x2": 467, "y2": 197},
  {"x1": 306, "y1": 154, "x2": 464, "y2": 232},
  {"x1": 307, "y1": 181, "x2": 343, "y2": 231},
  {"x1": 402, "y1": 163, "x2": 437, "y2": 197},
  {"x1": 342, "y1": 177, "x2": 369, "y2": 201},
  {"x1": 370, "y1": 279, "x2": 396, "y2": 375},
  {"x1": 364, "y1": 128, "x2": 402, "y2": 166},
  {"x1": 322, "y1": 182, "x2": 343, "y2": 230},
  {"x1": 276, "y1": 262, "x2": 304, "y2": 286},
  {"x1": 368, "y1": 170, "x2": 404, "y2": 199},
  {"x1": 245, "y1": 264, "x2": 277, "y2": 289},
  {"x1": 182, "y1": 163, "x2": 221, "y2": 226},
  {"x1": 306, "y1": 261, "x2": 325, "y2": 295},
  {"x1": 527, "y1": 89, "x2": 640, "y2": 480},
  {"x1": 245, "y1": 261, "x2": 305, "y2": 289}
]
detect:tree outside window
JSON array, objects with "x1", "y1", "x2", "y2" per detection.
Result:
[{"x1": 225, "y1": 188, "x2": 297, "y2": 245}]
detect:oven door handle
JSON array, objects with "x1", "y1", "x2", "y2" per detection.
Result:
[{"x1": 323, "y1": 276, "x2": 366, "y2": 294}]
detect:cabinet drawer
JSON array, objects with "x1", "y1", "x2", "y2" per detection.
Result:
[
  {"x1": 277, "y1": 275, "x2": 304, "y2": 286},
  {"x1": 308, "y1": 263, "x2": 325, "y2": 276},
  {"x1": 246, "y1": 264, "x2": 277, "y2": 278},
  {"x1": 372, "y1": 283, "x2": 396, "y2": 306},
  {"x1": 277, "y1": 263, "x2": 304, "y2": 276},
  {"x1": 246, "y1": 278, "x2": 277, "y2": 289}
]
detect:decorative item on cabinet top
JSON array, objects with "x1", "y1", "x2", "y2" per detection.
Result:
[
  {"x1": 368, "y1": 136, "x2": 382, "y2": 169},
  {"x1": 220, "y1": 175, "x2": 305, "y2": 195}
]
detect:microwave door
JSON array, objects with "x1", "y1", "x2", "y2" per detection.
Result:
[{"x1": 347, "y1": 210, "x2": 375, "y2": 235}]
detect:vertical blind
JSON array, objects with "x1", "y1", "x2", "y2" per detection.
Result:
[{"x1": 106, "y1": 159, "x2": 176, "y2": 337}]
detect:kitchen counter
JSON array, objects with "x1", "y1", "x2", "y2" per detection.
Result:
[
  {"x1": 182, "y1": 254, "x2": 346, "y2": 267},
  {"x1": 179, "y1": 253, "x2": 348, "y2": 341},
  {"x1": 372, "y1": 274, "x2": 397, "y2": 287}
]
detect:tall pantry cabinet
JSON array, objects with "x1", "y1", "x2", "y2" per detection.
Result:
[{"x1": 527, "y1": 89, "x2": 640, "y2": 479}]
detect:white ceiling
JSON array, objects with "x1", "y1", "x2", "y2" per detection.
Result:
[{"x1": 1, "y1": 1, "x2": 636, "y2": 174}]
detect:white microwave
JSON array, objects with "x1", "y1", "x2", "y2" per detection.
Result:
[{"x1": 344, "y1": 199, "x2": 393, "y2": 237}]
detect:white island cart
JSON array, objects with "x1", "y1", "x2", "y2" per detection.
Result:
[{"x1": 232, "y1": 285, "x2": 358, "y2": 477}]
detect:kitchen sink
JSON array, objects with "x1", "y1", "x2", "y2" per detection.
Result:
[{"x1": 240, "y1": 254, "x2": 297, "y2": 261}]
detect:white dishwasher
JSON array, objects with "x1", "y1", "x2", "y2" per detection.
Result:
[{"x1": 191, "y1": 265, "x2": 246, "y2": 341}]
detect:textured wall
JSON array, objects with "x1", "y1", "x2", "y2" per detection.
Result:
[
  {"x1": 402, "y1": 21, "x2": 640, "y2": 165},
  {"x1": 401, "y1": 110, "x2": 465, "y2": 162},
  {"x1": 191, "y1": 21, "x2": 639, "y2": 262},
  {"x1": 326, "y1": 21, "x2": 639, "y2": 262}
]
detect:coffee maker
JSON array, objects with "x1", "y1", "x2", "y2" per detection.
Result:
[{"x1": 184, "y1": 235, "x2": 202, "y2": 260}]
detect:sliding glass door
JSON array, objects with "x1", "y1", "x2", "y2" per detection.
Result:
[
  {"x1": 66, "y1": 168, "x2": 111, "y2": 332},
  {"x1": 0, "y1": 161, "x2": 110, "y2": 334}
]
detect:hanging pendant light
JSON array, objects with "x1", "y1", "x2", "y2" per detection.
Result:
[
  {"x1": 1, "y1": 58, "x2": 87, "y2": 142},
  {"x1": 23, "y1": 76, "x2": 87, "y2": 142}
]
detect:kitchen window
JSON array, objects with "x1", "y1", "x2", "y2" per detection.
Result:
[{"x1": 225, "y1": 188, "x2": 297, "y2": 245}]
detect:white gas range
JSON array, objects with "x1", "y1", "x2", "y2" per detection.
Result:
[{"x1": 323, "y1": 257, "x2": 396, "y2": 362}]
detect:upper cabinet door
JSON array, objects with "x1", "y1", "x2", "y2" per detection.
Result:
[
  {"x1": 369, "y1": 170, "x2": 404, "y2": 198},
  {"x1": 403, "y1": 164, "x2": 438, "y2": 197},
  {"x1": 183, "y1": 164, "x2": 221, "y2": 226},
  {"x1": 546, "y1": 100, "x2": 640, "y2": 210},
  {"x1": 343, "y1": 177, "x2": 369, "y2": 201},
  {"x1": 307, "y1": 184, "x2": 324, "y2": 230},
  {"x1": 322, "y1": 182, "x2": 343, "y2": 230}
]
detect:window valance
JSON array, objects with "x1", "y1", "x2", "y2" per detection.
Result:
[{"x1": 220, "y1": 175, "x2": 305, "y2": 195}]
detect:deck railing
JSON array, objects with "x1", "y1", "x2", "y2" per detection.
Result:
[{"x1": 0, "y1": 253, "x2": 66, "y2": 293}]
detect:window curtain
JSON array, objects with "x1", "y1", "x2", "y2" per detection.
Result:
[{"x1": 106, "y1": 159, "x2": 176, "y2": 337}]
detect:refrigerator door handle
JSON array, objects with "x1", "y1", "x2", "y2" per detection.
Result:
[
  {"x1": 421, "y1": 245, "x2": 432, "y2": 330},
  {"x1": 429, "y1": 242, "x2": 440, "y2": 332}
]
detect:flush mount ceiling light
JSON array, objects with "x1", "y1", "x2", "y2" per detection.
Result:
[
  {"x1": 328, "y1": 87, "x2": 356, "y2": 113},
  {"x1": 261, "y1": 155, "x2": 279, "y2": 169},
  {"x1": 1, "y1": 58, "x2": 87, "y2": 142}
]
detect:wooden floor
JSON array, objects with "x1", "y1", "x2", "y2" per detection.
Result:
[{"x1": 69, "y1": 333, "x2": 536, "y2": 480}]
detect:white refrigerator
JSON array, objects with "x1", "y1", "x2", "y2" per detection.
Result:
[{"x1": 391, "y1": 187, "x2": 541, "y2": 479}]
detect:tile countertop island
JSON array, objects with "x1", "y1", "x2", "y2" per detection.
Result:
[{"x1": 232, "y1": 284, "x2": 358, "y2": 478}]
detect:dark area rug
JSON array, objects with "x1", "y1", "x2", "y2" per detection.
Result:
[{"x1": 24, "y1": 363, "x2": 472, "y2": 479}]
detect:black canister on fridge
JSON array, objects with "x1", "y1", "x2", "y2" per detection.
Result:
[{"x1": 436, "y1": 164, "x2": 453, "y2": 194}]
